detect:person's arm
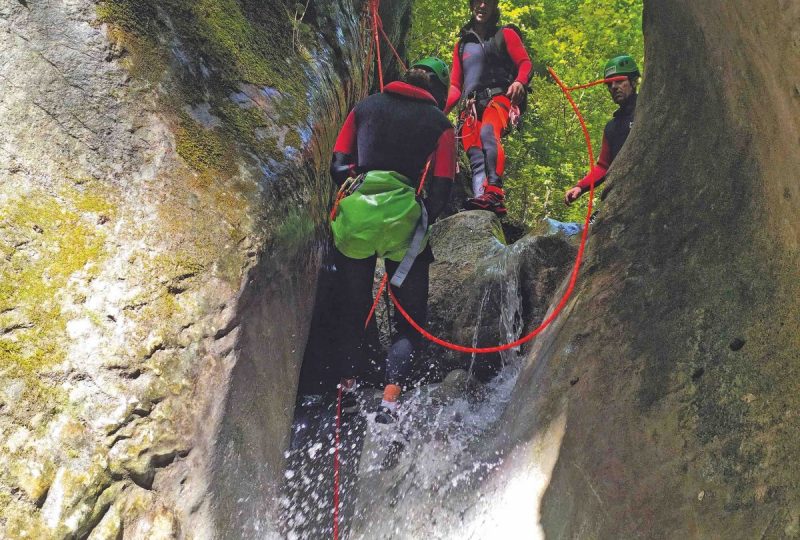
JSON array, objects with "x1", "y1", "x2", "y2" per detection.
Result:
[
  {"x1": 503, "y1": 28, "x2": 532, "y2": 105},
  {"x1": 330, "y1": 110, "x2": 358, "y2": 187},
  {"x1": 444, "y1": 42, "x2": 463, "y2": 115},
  {"x1": 424, "y1": 127, "x2": 456, "y2": 221},
  {"x1": 565, "y1": 133, "x2": 612, "y2": 205},
  {"x1": 503, "y1": 28, "x2": 532, "y2": 85}
]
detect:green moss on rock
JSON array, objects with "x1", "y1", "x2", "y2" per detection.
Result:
[
  {"x1": 175, "y1": 114, "x2": 233, "y2": 173},
  {"x1": 0, "y1": 187, "x2": 114, "y2": 413}
]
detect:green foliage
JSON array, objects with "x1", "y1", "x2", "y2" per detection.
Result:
[{"x1": 410, "y1": 0, "x2": 644, "y2": 226}]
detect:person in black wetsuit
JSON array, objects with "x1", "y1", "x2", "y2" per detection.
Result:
[
  {"x1": 565, "y1": 55, "x2": 640, "y2": 206},
  {"x1": 446, "y1": 0, "x2": 533, "y2": 216},
  {"x1": 330, "y1": 59, "x2": 455, "y2": 423}
]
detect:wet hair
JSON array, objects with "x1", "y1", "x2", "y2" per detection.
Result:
[{"x1": 403, "y1": 68, "x2": 433, "y2": 92}]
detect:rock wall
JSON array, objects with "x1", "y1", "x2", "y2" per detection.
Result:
[
  {"x1": 497, "y1": 1, "x2": 800, "y2": 537},
  {"x1": 0, "y1": 0, "x2": 411, "y2": 537}
]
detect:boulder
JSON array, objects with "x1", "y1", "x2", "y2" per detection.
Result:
[{"x1": 425, "y1": 210, "x2": 576, "y2": 381}]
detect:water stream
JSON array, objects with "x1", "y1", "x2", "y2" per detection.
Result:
[{"x1": 282, "y1": 244, "x2": 530, "y2": 539}]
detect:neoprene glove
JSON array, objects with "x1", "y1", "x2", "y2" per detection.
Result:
[{"x1": 330, "y1": 152, "x2": 357, "y2": 187}]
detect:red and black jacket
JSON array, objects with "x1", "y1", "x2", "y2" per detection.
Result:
[
  {"x1": 331, "y1": 82, "x2": 456, "y2": 220},
  {"x1": 577, "y1": 93, "x2": 637, "y2": 191},
  {"x1": 445, "y1": 24, "x2": 532, "y2": 113}
]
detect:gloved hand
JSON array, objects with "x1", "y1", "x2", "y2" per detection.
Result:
[
  {"x1": 330, "y1": 152, "x2": 357, "y2": 187},
  {"x1": 423, "y1": 176, "x2": 453, "y2": 223}
]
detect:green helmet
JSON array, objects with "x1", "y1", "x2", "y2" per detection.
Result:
[
  {"x1": 411, "y1": 57, "x2": 450, "y2": 88},
  {"x1": 603, "y1": 55, "x2": 640, "y2": 79}
]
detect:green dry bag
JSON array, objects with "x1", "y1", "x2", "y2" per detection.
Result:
[{"x1": 331, "y1": 170, "x2": 426, "y2": 262}]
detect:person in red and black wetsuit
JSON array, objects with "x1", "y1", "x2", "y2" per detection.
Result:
[
  {"x1": 446, "y1": 0, "x2": 532, "y2": 216},
  {"x1": 330, "y1": 62, "x2": 456, "y2": 423},
  {"x1": 564, "y1": 55, "x2": 640, "y2": 206}
]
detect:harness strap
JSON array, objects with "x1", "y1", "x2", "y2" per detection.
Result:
[{"x1": 390, "y1": 202, "x2": 428, "y2": 287}]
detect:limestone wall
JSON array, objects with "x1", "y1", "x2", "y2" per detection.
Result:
[{"x1": 0, "y1": 0, "x2": 411, "y2": 537}]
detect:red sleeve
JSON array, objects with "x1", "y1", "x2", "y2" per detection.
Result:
[
  {"x1": 445, "y1": 42, "x2": 463, "y2": 114},
  {"x1": 432, "y1": 128, "x2": 456, "y2": 180},
  {"x1": 577, "y1": 134, "x2": 612, "y2": 190},
  {"x1": 503, "y1": 28, "x2": 532, "y2": 85},
  {"x1": 333, "y1": 110, "x2": 357, "y2": 154}
]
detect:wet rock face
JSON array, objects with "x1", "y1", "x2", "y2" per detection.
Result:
[
  {"x1": 425, "y1": 211, "x2": 576, "y2": 381},
  {"x1": 502, "y1": 1, "x2": 800, "y2": 538},
  {"x1": 0, "y1": 0, "x2": 411, "y2": 537}
]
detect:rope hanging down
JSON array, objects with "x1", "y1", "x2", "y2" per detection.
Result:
[
  {"x1": 332, "y1": 5, "x2": 408, "y2": 540},
  {"x1": 368, "y1": 0, "x2": 407, "y2": 92}
]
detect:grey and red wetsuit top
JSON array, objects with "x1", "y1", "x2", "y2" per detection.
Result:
[
  {"x1": 577, "y1": 93, "x2": 637, "y2": 191},
  {"x1": 445, "y1": 25, "x2": 533, "y2": 113},
  {"x1": 331, "y1": 81, "x2": 456, "y2": 188}
]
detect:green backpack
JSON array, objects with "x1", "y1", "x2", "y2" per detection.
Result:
[{"x1": 331, "y1": 170, "x2": 429, "y2": 268}]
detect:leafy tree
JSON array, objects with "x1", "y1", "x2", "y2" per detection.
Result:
[{"x1": 408, "y1": 0, "x2": 644, "y2": 226}]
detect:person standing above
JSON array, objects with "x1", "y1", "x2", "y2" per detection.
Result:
[
  {"x1": 329, "y1": 59, "x2": 455, "y2": 423},
  {"x1": 564, "y1": 55, "x2": 640, "y2": 206},
  {"x1": 446, "y1": 0, "x2": 532, "y2": 216}
]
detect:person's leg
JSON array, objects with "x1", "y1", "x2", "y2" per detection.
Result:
[
  {"x1": 460, "y1": 115, "x2": 487, "y2": 197},
  {"x1": 479, "y1": 96, "x2": 510, "y2": 188},
  {"x1": 379, "y1": 250, "x2": 431, "y2": 420},
  {"x1": 465, "y1": 97, "x2": 510, "y2": 215},
  {"x1": 332, "y1": 249, "x2": 377, "y2": 407}
]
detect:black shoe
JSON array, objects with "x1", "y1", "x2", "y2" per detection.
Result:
[
  {"x1": 340, "y1": 392, "x2": 359, "y2": 414},
  {"x1": 381, "y1": 440, "x2": 405, "y2": 470},
  {"x1": 374, "y1": 405, "x2": 398, "y2": 425},
  {"x1": 339, "y1": 379, "x2": 359, "y2": 414}
]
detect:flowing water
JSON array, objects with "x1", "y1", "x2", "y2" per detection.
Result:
[{"x1": 282, "y1": 246, "x2": 530, "y2": 539}]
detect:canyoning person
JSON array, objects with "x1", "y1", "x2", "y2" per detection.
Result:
[
  {"x1": 445, "y1": 0, "x2": 532, "y2": 216},
  {"x1": 329, "y1": 58, "x2": 455, "y2": 424},
  {"x1": 564, "y1": 54, "x2": 640, "y2": 207}
]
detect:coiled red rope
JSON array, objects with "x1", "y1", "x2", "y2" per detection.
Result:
[{"x1": 385, "y1": 68, "x2": 625, "y2": 354}]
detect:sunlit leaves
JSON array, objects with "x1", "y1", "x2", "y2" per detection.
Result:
[{"x1": 410, "y1": 0, "x2": 644, "y2": 225}]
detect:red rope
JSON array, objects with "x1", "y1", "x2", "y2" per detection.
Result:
[
  {"x1": 364, "y1": 273, "x2": 389, "y2": 328},
  {"x1": 386, "y1": 66, "x2": 601, "y2": 354},
  {"x1": 332, "y1": 384, "x2": 342, "y2": 539},
  {"x1": 379, "y1": 24, "x2": 408, "y2": 71},
  {"x1": 567, "y1": 75, "x2": 629, "y2": 92},
  {"x1": 370, "y1": 0, "x2": 384, "y2": 91},
  {"x1": 417, "y1": 158, "x2": 432, "y2": 195}
]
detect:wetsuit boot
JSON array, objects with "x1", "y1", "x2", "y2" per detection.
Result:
[
  {"x1": 375, "y1": 383, "x2": 400, "y2": 424},
  {"x1": 464, "y1": 184, "x2": 507, "y2": 216},
  {"x1": 340, "y1": 378, "x2": 360, "y2": 414}
]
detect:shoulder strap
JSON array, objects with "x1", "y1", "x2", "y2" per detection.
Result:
[
  {"x1": 493, "y1": 26, "x2": 506, "y2": 51},
  {"x1": 494, "y1": 24, "x2": 523, "y2": 52}
]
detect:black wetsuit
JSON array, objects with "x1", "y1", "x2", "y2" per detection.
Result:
[{"x1": 330, "y1": 81, "x2": 456, "y2": 386}]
